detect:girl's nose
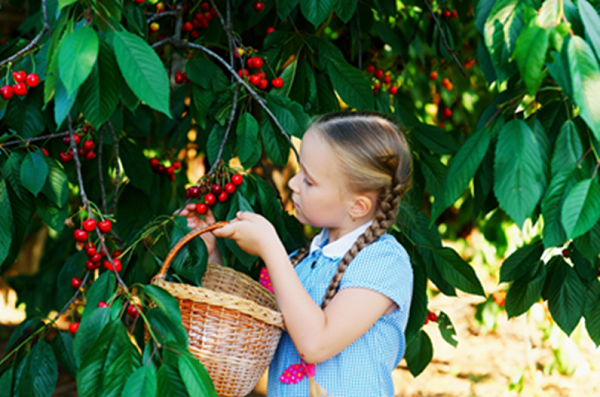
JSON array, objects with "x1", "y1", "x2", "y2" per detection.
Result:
[{"x1": 288, "y1": 173, "x2": 299, "y2": 193}]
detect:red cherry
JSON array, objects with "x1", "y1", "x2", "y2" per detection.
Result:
[
  {"x1": 442, "y1": 108, "x2": 452, "y2": 119},
  {"x1": 127, "y1": 304, "x2": 140, "y2": 318},
  {"x1": 201, "y1": 19, "x2": 209, "y2": 29},
  {"x1": 175, "y1": 71, "x2": 185, "y2": 84},
  {"x1": 430, "y1": 71, "x2": 438, "y2": 80},
  {"x1": 562, "y1": 249, "x2": 569, "y2": 258},
  {"x1": 191, "y1": 30, "x2": 200, "y2": 39},
  {"x1": 135, "y1": 0, "x2": 144, "y2": 3},
  {"x1": 12, "y1": 71, "x2": 26, "y2": 83},
  {"x1": 183, "y1": 22, "x2": 193, "y2": 32},
  {"x1": 200, "y1": 2, "x2": 210, "y2": 11},
  {"x1": 204, "y1": 193, "x2": 216, "y2": 206},
  {"x1": 91, "y1": 253, "x2": 102, "y2": 263},
  {"x1": 42, "y1": 148, "x2": 49, "y2": 156},
  {"x1": 0, "y1": 85, "x2": 14, "y2": 100},
  {"x1": 77, "y1": 147, "x2": 87, "y2": 158},
  {"x1": 271, "y1": 77, "x2": 284, "y2": 89},
  {"x1": 71, "y1": 277, "x2": 82, "y2": 289},
  {"x1": 389, "y1": 85, "x2": 398, "y2": 95},
  {"x1": 83, "y1": 140, "x2": 95, "y2": 151},
  {"x1": 83, "y1": 219, "x2": 96, "y2": 232},
  {"x1": 248, "y1": 57, "x2": 263, "y2": 70},
  {"x1": 86, "y1": 260, "x2": 96, "y2": 271},
  {"x1": 253, "y1": 1, "x2": 265, "y2": 12},
  {"x1": 373, "y1": 69, "x2": 383, "y2": 79},
  {"x1": 451, "y1": 10, "x2": 458, "y2": 18},
  {"x1": 150, "y1": 158, "x2": 160, "y2": 168},
  {"x1": 98, "y1": 301, "x2": 109, "y2": 308},
  {"x1": 13, "y1": 82, "x2": 27, "y2": 97},
  {"x1": 224, "y1": 183, "x2": 236, "y2": 194},
  {"x1": 210, "y1": 8, "x2": 217, "y2": 17},
  {"x1": 210, "y1": 184, "x2": 222, "y2": 195},
  {"x1": 249, "y1": 74, "x2": 262, "y2": 86},
  {"x1": 266, "y1": 26, "x2": 276, "y2": 34},
  {"x1": 26, "y1": 73, "x2": 40, "y2": 88},
  {"x1": 438, "y1": 122, "x2": 445, "y2": 129},
  {"x1": 103, "y1": 258, "x2": 122, "y2": 272},
  {"x1": 112, "y1": 250, "x2": 122, "y2": 258},
  {"x1": 69, "y1": 322, "x2": 80, "y2": 334},
  {"x1": 238, "y1": 69, "x2": 249, "y2": 78},
  {"x1": 204, "y1": 12, "x2": 212, "y2": 21},
  {"x1": 85, "y1": 151, "x2": 96, "y2": 161},
  {"x1": 193, "y1": 18, "x2": 202, "y2": 29},
  {"x1": 188, "y1": 186, "x2": 200, "y2": 198},
  {"x1": 258, "y1": 79, "x2": 268, "y2": 90},
  {"x1": 196, "y1": 203, "x2": 208, "y2": 215},
  {"x1": 383, "y1": 75, "x2": 391, "y2": 85},
  {"x1": 218, "y1": 191, "x2": 228, "y2": 202},
  {"x1": 63, "y1": 135, "x2": 80, "y2": 146},
  {"x1": 231, "y1": 174, "x2": 243, "y2": 186},
  {"x1": 424, "y1": 317, "x2": 429, "y2": 325},
  {"x1": 98, "y1": 220, "x2": 112, "y2": 233},
  {"x1": 443, "y1": 10, "x2": 452, "y2": 18},
  {"x1": 365, "y1": 65, "x2": 375, "y2": 73},
  {"x1": 85, "y1": 242, "x2": 96, "y2": 256},
  {"x1": 173, "y1": 161, "x2": 181, "y2": 170},
  {"x1": 74, "y1": 229, "x2": 89, "y2": 242},
  {"x1": 427, "y1": 312, "x2": 438, "y2": 322},
  {"x1": 167, "y1": 173, "x2": 175, "y2": 182}
]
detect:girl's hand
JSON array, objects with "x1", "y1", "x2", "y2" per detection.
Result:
[
  {"x1": 212, "y1": 211, "x2": 279, "y2": 258},
  {"x1": 176, "y1": 204, "x2": 222, "y2": 263}
]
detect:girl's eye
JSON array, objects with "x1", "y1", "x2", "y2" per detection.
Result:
[{"x1": 303, "y1": 178, "x2": 312, "y2": 186}]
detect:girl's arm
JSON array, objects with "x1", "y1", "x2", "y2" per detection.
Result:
[{"x1": 213, "y1": 212, "x2": 395, "y2": 364}]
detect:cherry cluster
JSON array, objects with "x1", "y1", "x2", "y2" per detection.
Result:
[
  {"x1": 60, "y1": 134, "x2": 97, "y2": 163},
  {"x1": 149, "y1": 158, "x2": 181, "y2": 182},
  {"x1": 186, "y1": 173, "x2": 244, "y2": 215},
  {"x1": 237, "y1": 56, "x2": 284, "y2": 91},
  {"x1": 0, "y1": 70, "x2": 40, "y2": 100},
  {"x1": 423, "y1": 311, "x2": 438, "y2": 325},
  {"x1": 430, "y1": 72, "x2": 454, "y2": 91},
  {"x1": 181, "y1": 2, "x2": 219, "y2": 39},
  {"x1": 174, "y1": 70, "x2": 189, "y2": 84},
  {"x1": 365, "y1": 65, "x2": 398, "y2": 95}
]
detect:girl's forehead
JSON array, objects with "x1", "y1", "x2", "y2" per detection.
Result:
[{"x1": 300, "y1": 129, "x2": 337, "y2": 169}]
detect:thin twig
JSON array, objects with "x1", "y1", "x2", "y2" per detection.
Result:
[
  {"x1": 0, "y1": 131, "x2": 72, "y2": 148},
  {"x1": 53, "y1": 271, "x2": 91, "y2": 320},
  {"x1": 147, "y1": 10, "x2": 180, "y2": 24},
  {"x1": 422, "y1": 0, "x2": 467, "y2": 78},
  {"x1": 152, "y1": 38, "x2": 300, "y2": 164},
  {"x1": 98, "y1": 124, "x2": 108, "y2": 214},
  {"x1": 209, "y1": 83, "x2": 240, "y2": 174},
  {"x1": 107, "y1": 121, "x2": 120, "y2": 215}
]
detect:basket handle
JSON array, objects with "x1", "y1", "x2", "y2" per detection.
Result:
[{"x1": 151, "y1": 221, "x2": 230, "y2": 283}]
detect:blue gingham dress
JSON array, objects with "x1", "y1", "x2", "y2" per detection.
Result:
[{"x1": 267, "y1": 223, "x2": 414, "y2": 397}]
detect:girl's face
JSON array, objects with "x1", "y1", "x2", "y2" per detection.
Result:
[{"x1": 288, "y1": 128, "x2": 354, "y2": 230}]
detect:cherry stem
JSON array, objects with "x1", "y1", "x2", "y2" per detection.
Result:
[
  {"x1": 576, "y1": 147, "x2": 592, "y2": 167},
  {"x1": 106, "y1": 120, "x2": 121, "y2": 215},
  {"x1": 422, "y1": 0, "x2": 468, "y2": 79}
]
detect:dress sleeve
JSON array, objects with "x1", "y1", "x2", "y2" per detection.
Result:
[{"x1": 338, "y1": 236, "x2": 413, "y2": 313}]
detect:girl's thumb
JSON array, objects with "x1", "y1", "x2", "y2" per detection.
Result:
[{"x1": 213, "y1": 223, "x2": 234, "y2": 238}]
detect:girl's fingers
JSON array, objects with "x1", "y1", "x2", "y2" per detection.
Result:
[
  {"x1": 205, "y1": 209, "x2": 216, "y2": 224},
  {"x1": 186, "y1": 202, "x2": 196, "y2": 211},
  {"x1": 180, "y1": 208, "x2": 189, "y2": 217}
]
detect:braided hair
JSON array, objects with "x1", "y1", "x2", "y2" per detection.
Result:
[{"x1": 289, "y1": 111, "x2": 412, "y2": 308}]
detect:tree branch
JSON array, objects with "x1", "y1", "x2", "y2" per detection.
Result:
[
  {"x1": 147, "y1": 10, "x2": 180, "y2": 24},
  {"x1": 209, "y1": 83, "x2": 240, "y2": 174},
  {"x1": 0, "y1": 131, "x2": 71, "y2": 148},
  {"x1": 106, "y1": 121, "x2": 120, "y2": 215},
  {"x1": 422, "y1": 0, "x2": 467, "y2": 79}
]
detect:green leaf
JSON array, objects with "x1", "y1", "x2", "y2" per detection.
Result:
[
  {"x1": 500, "y1": 242, "x2": 544, "y2": 283},
  {"x1": 260, "y1": 111, "x2": 290, "y2": 166},
  {"x1": 578, "y1": 0, "x2": 600, "y2": 61},
  {"x1": 73, "y1": 308, "x2": 112, "y2": 368},
  {"x1": 494, "y1": 119, "x2": 545, "y2": 228},
  {"x1": 0, "y1": 368, "x2": 13, "y2": 396},
  {"x1": 20, "y1": 150, "x2": 48, "y2": 197},
  {"x1": 419, "y1": 151, "x2": 445, "y2": 198},
  {"x1": 157, "y1": 364, "x2": 190, "y2": 397},
  {"x1": 484, "y1": 0, "x2": 526, "y2": 81},
  {"x1": 236, "y1": 112, "x2": 261, "y2": 169},
  {"x1": 547, "y1": 257, "x2": 586, "y2": 335},
  {"x1": 266, "y1": 94, "x2": 310, "y2": 139},
  {"x1": 561, "y1": 179, "x2": 600, "y2": 239},
  {"x1": 178, "y1": 354, "x2": 218, "y2": 397},
  {"x1": 432, "y1": 127, "x2": 490, "y2": 221},
  {"x1": 2, "y1": 151, "x2": 24, "y2": 199},
  {"x1": 505, "y1": 261, "x2": 546, "y2": 318},
  {"x1": 191, "y1": 85, "x2": 214, "y2": 130},
  {"x1": 58, "y1": 0, "x2": 76, "y2": 9},
  {"x1": 41, "y1": 157, "x2": 69, "y2": 207},
  {"x1": 404, "y1": 330, "x2": 433, "y2": 377},
  {"x1": 413, "y1": 124, "x2": 458, "y2": 155},
  {"x1": 58, "y1": 26, "x2": 99, "y2": 97},
  {"x1": 512, "y1": 25, "x2": 549, "y2": 95},
  {"x1": 146, "y1": 308, "x2": 188, "y2": 347},
  {"x1": 541, "y1": 167, "x2": 580, "y2": 247},
  {"x1": 324, "y1": 56, "x2": 374, "y2": 110},
  {"x1": 78, "y1": 38, "x2": 120, "y2": 129},
  {"x1": 83, "y1": 272, "x2": 116, "y2": 320},
  {"x1": 35, "y1": 195, "x2": 68, "y2": 232},
  {"x1": 270, "y1": 59, "x2": 297, "y2": 98},
  {"x1": 54, "y1": 74, "x2": 78, "y2": 127},
  {"x1": 76, "y1": 320, "x2": 131, "y2": 397},
  {"x1": 4, "y1": 88, "x2": 46, "y2": 138},
  {"x1": 110, "y1": 30, "x2": 171, "y2": 116},
  {"x1": 170, "y1": 227, "x2": 208, "y2": 286},
  {"x1": 276, "y1": 0, "x2": 299, "y2": 19},
  {"x1": 432, "y1": 247, "x2": 485, "y2": 296},
  {"x1": 119, "y1": 138, "x2": 153, "y2": 196},
  {"x1": 121, "y1": 365, "x2": 157, "y2": 397},
  {"x1": 568, "y1": 36, "x2": 600, "y2": 141},
  {"x1": 404, "y1": 256, "x2": 428, "y2": 344},
  {"x1": 100, "y1": 345, "x2": 141, "y2": 397},
  {"x1": 300, "y1": 0, "x2": 333, "y2": 28},
  {"x1": 51, "y1": 332, "x2": 77, "y2": 377},
  {"x1": 332, "y1": 0, "x2": 357, "y2": 23},
  {"x1": 19, "y1": 340, "x2": 58, "y2": 397},
  {"x1": 143, "y1": 285, "x2": 183, "y2": 325},
  {"x1": 3, "y1": 317, "x2": 40, "y2": 357},
  {"x1": 437, "y1": 311, "x2": 458, "y2": 347},
  {"x1": 551, "y1": 120, "x2": 582, "y2": 178},
  {"x1": 0, "y1": 179, "x2": 13, "y2": 265},
  {"x1": 585, "y1": 298, "x2": 600, "y2": 346},
  {"x1": 186, "y1": 58, "x2": 229, "y2": 92}
]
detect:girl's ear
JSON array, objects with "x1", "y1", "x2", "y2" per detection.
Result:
[{"x1": 348, "y1": 193, "x2": 375, "y2": 220}]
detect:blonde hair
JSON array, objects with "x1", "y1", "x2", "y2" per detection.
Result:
[{"x1": 290, "y1": 110, "x2": 412, "y2": 308}]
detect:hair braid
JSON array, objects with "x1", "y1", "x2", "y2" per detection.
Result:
[
  {"x1": 320, "y1": 180, "x2": 404, "y2": 308},
  {"x1": 290, "y1": 239, "x2": 312, "y2": 267}
]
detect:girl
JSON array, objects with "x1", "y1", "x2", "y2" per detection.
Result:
[{"x1": 180, "y1": 110, "x2": 414, "y2": 397}]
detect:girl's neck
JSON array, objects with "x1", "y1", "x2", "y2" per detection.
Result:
[{"x1": 327, "y1": 218, "x2": 374, "y2": 243}]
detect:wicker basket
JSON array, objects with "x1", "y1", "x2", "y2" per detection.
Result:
[{"x1": 150, "y1": 222, "x2": 285, "y2": 397}]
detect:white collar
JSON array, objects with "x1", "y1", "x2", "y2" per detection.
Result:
[{"x1": 309, "y1": 220, "x2": 374, "y2": 259}]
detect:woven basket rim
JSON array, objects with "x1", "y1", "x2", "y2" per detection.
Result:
[{"x1": 152, "y1": 273, "x2": 285, "y2": 328}]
